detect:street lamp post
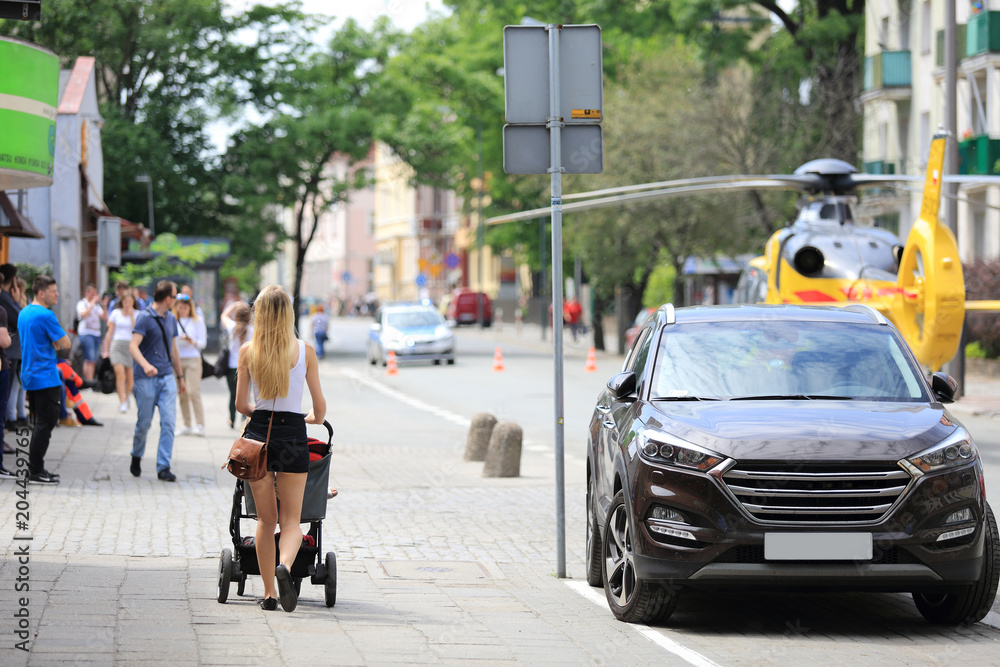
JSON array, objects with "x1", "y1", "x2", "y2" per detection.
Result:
[
  {"x1": 476, "y1": 117, "x2": 485, "y2": 328},
  {"x1": 135, "y1": 174, "x2": 154, "y2": 237}
]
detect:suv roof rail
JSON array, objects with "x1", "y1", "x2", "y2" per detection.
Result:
[
  {"x1": 843, "y1": 303, "x2": 888, "y2": 325},
  {"x1": 656, "y1": 303, "x2": 676, "y2": 325}
]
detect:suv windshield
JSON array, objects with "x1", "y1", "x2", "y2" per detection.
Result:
[{"x1": 650, "y1": 321, "x2": 927, "y2": 401}]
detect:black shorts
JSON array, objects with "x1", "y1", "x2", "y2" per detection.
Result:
[{"x1": 245, "y1": 410, "x2": 309, "y2": 474}]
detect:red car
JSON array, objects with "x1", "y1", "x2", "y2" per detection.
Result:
[
  {"x1": 624, "y1": 307, "x2": 655, "y2": 349},
  {"x1": 446, "y1": 290, "x2": 492, "y2": 326}
]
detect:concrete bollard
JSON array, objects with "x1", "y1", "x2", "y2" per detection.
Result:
[
  {"x1": 483, "y1": 422, "x2": 523, "y2": 478},
  {"x1": 464, "y1": 413, "x2": 498, "y2": 461}
]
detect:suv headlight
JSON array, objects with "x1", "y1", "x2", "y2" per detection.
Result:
[
  {"x1": 903, "y1": 429, "x2": 978, "y2": 475},
  {"x1": 636, "y1": 428, "x2": 723, "y2": 472}
]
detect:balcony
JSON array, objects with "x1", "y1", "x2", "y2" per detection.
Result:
[
  {"x1": 967, "y1": 11, "x2": 1000, "y2": 56},
  {"x1": 863, "y1": 160, "x2": 898, "y2": 175},
  {"x1": 863, "y1": 51, "x2": 911, "y2": 91},
  {"x1": 936, "y1": 24, "x2": 968, "y2": 67},
  {"x1": 958, "y1": 135, "x2": 1000, "y2": 175}
]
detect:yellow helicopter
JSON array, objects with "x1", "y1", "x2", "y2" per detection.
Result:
[{"x1": 488, "y1": 131, "x2": 1000, "y2": 371}]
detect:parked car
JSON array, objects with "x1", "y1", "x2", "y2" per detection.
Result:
[
  {"x1": 367, "y1": 303, "x2": 455, "y2": 366},
  {"x1": 587, "y1": 303, "x2": 997, "y2": 625},
  {"x1": 446, "y1": 289, "x2": 492, "y2": 326}
]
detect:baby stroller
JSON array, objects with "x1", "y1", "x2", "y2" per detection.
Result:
[{"x1": 217, "y1": 420, "x2": 337, "y2": 607}]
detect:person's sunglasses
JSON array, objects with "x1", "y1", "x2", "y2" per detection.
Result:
[{"x1": 177, "y1": 294, "x2": 190, "y2": 301}]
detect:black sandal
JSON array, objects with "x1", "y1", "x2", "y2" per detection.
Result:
[{"x1": 259, "y1": 597, "x2": 277, "y2": 611}]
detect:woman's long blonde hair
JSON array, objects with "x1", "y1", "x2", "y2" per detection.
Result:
[{"x1": 246, "y1": 285, "x2": 297, "y2": 400}]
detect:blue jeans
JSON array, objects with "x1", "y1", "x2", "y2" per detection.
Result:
[
  {"x1": 132, "y1": 374, "x2": 177, "y2": 473},
  {"x1": 314, "y1": 331, "x2": 327, "y2": 359},
  {"x1": 79, "y1": 334, "x2": 100, "y2": 362}
]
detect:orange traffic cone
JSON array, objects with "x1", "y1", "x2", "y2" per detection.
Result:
[
  {"x1": 584, "y1": 347, "x2": 598, "y2": 373},
  {"x1": 492, "y1": 347, "x2": 505, "y2": 372},
  {"x1": 386, "y1": 350, "x2": 399, "y2": 376}
]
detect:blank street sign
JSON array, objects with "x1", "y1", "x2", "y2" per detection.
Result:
[
  {"x1": 503, "y1": 25, "x2": 603, "y2": 125},
  {"x1": 503, "y1": 125, "x2": 603, "y2": 174}
]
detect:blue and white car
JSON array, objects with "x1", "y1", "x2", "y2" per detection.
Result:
[{"x1": 367, "y1": 303, "x2": 456, "y2": 366}]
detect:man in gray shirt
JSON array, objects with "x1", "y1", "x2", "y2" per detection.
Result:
[{"x1": 129, "y1": 280, "x2": 186, "y2": 482}]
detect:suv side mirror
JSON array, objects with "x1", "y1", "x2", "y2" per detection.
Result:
[
  {"x1": 930, "y1": 372, "x2": 958, "y2": 404},
  {"x1": 607, "y1": 372, "x2": 637, "y2": 400}
]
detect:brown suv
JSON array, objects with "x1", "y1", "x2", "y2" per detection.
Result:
[{"x1": 586, "y1": 304, "x2": 997, "y2": 625}]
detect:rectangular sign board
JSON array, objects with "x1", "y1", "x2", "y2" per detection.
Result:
[
  {"x1": 503, "y1": 24, "x2": 602, "y2": 125},
  {"x1": 503, "y1": 125, "x2": 602, "y2": 174},
  {"x1": 0, "y1": 1, "x2": 41, "y2": 20}
]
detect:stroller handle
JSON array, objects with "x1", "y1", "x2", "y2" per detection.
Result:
[{"x1": 317, "y1": 419, "x2": 334, "y2": 444}]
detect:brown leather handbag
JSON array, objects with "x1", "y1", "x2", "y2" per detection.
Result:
[{"x1": 223, "y1": 408, "x2": 274, "y2": 482}]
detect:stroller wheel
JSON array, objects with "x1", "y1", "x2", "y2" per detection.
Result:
[
  {"x1": 325, "y1": 552, "x2": 337, "y2": 607},
  {"x1": 237, "y1": 572, "x2": 247, "y2": 597},
  {"x1": 217, "y1": 549, "x2": 233, "y2": 603},
  {"x1": 293, "y1": 577, "x2": 302, "y2": 596}
]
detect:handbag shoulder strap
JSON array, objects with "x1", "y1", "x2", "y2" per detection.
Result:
[
  {"x1": 146, "y1": 307, "x2": 173, "y2": 363},
  {"x1": 242, "y1": 399, "x2": 276, "y2": 443}
]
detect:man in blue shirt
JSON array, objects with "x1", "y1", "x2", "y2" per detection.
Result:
[
  {"x1": 129, "y1": 280, "x2": 186, "y2": 482},
  {"x1": 18, "y1": 275, "x2": 71, "y2": 484}
]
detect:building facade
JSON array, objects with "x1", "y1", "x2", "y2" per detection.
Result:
[{"x1": 861, "y1": 0, "x2": 1000, "y2": 260}]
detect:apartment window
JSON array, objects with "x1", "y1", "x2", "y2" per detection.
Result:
[
  {"x1": 919, "y1": 112, "x2": 931, "y2": 167},
  {"x1": 921, "y1": 0, "x2": 931, "y2": 54},
  {"x1": 973, "y1": 211, "x2": 986, "y2": 259},
  {"x1": 874, "y1": 213, "x2": 900, "y2": 236},
  {"x1": 899, "y1": 0, "x2": 910, "y2": 47}
]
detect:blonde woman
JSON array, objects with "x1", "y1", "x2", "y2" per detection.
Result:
[
  {"x1": 173, "y1": 293, "x2": 207, "y2": 435},
  {"x1": 235, "y1": 285, "x2": 326, "y2": 612},
  {"x1": 101, "y1": 290, "x2": 137, "y2": 413},
  {"x1": 221, "y1": 300, "x2": 252, "y2": 429}
]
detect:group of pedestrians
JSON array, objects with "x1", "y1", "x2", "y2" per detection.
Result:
[{"x1": 3, "y1": 272, "x2": 328, "y2": 612}]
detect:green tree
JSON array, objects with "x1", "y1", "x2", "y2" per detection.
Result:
[
  {"x1": 1, "y1": 0, "x2": 317, "y2": 272},
  {"x1": 222, "y1": 19, "x2": 399, "y2": 327}
]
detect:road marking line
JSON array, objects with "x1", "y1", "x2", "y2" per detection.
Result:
[
  {"x1": 340, "y1": 369, "x2": 470, "y2": 427},
  {"x1": 565, "y1": 580, "x2": 722, "y2": 667}
]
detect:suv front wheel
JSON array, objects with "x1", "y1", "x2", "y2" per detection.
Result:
[
  {"x1": 602, "y1": 490, "x2": 680, "y2": 623},
  {"x1": 912, "y1": 502, "x2": 1000, "y2": 625}
]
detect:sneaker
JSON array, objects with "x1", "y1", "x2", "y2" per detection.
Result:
[
  {"x1": 274, "y1": 563, "x2": 297, "y2": 612},
  {"x1": 157, "y1": 468, "x2": 177, "y2": 482},
  {"x1": 192, "y1": 425, "x2": 205, "y2": 437},
  {"x1": 0, "y1": 466, "x2": 17, "y2": 478},
  {"x1": 176, "y1": 426, "x2": 192, "y2": 436},
  {"x1": 119, "y1": 402, "x2": 128, "y2": 414},
  {"x1": 41, "y1": 469, "x2": 60, "y2": 481},
  {"x1": 130, "y1": 456, "x2": 141, "y2": 477},
  {"x1": 28, "y1": 471, "x2": 59, "y2": 485},
  {"x1": 59, "y1": 416, "x2": 80, "y2": 427}
]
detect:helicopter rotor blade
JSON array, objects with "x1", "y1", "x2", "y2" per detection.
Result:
[{"x1": 488, "y1": 179, "x2": 821, "y2": 226}]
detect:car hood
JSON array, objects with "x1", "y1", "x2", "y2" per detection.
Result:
[{"x1": 644, "y1": 401, "x2": 957, "y2": 462}]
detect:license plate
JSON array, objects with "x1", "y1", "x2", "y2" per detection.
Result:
[{"x1": 764, "y1": 532, "x2": 873, "y2": 561}]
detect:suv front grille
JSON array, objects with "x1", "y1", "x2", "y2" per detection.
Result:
[{"x1": 722, "y1": 462, "x2": 912, "y2": 525}]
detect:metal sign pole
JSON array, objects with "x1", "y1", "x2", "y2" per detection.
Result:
[{"x1": 548, "y1": 23, "x2": 567, "y2": 579}]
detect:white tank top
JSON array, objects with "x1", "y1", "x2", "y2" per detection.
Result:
[{"x1": 253, "y1": 340, "x2": 306, "y2": 413}]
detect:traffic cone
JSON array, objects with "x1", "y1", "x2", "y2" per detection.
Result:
[
  {"x1": 492, "y1": 347, "x2": 505, "y2": 372},
  {"x1": 584, "y1": 347, "x2": 598, "y2": 373},
  {"x1": 386, "y1": 350, "x2": 399, "y2": 376}
]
